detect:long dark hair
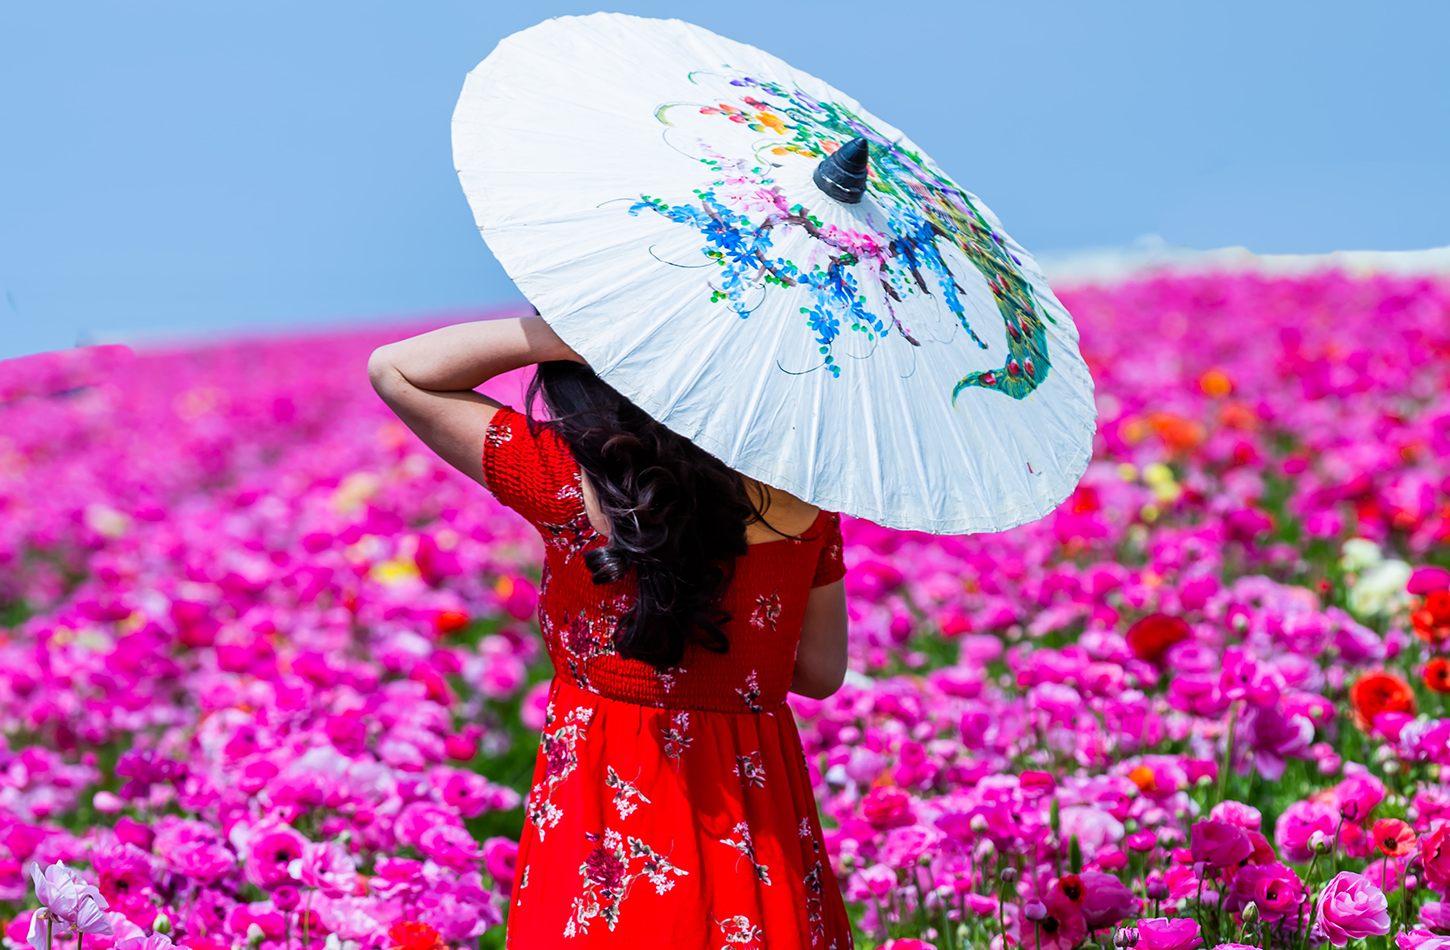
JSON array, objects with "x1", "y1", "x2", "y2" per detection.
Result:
[{"x1": 527, "y1": 360, "x2": 759, "y2": 670}]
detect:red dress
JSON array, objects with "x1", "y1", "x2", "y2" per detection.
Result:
[{"x1": 483, "y1": 407, "x2": 854, "y2": 950}]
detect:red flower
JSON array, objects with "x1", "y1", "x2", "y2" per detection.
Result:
[
  {"x1": 388, "y1": 922, "x2": 443, "y2": 950},
  {"x1": 1373, "y1": 818, "x2": 1417, "y2": 857},
  {"x1": 1425, "y1": 658, "x2": 1450, "y2": 694},
  {"x1": 584, "y1": 845, "x2": 626, "y2": 892},
  {"x1": 1056, "y1": 874, "x2": 1086, "y2": 905},
  {"x1": 1349, "y1": 672, "x2": 1417, "y2": 731},
  {"x1": 1125, "y1": 614, "x2": 1191, "y2": 662}
]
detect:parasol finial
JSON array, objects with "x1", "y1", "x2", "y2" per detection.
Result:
[{"x1": 812, "y1": 137, "x2": 870, "y2": 204}]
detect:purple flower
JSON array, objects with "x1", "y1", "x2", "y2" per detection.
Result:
[{"x1": 27, "y1": 862, "x2": 112, "y2": 950}]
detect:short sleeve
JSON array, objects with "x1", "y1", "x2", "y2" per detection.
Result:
[
  {"x1": 811, "y1": 512, "x2": 846, "y2": 588},
  {"x1": 482, "y1": 406, "x2": 587, "y2": 529}
]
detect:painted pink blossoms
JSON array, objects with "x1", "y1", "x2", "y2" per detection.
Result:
[{"x1": 0, "y1": 268, "x2": 1448, "y2": 950}]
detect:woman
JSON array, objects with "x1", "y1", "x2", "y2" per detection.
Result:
[{"x1": 368, "y1": 315, "x2": 853, "y2": 949}]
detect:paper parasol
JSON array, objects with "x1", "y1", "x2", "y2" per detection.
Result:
[{"x1": 453, "y1": 13, "x2": 1096, "y2": 534}]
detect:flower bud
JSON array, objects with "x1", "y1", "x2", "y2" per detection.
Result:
[
  {"x1": 999, "y1": 867, "x2": 1018, "y2": 884},
  {"x1": 247, "y1": 923, "x2": 265, "y2": 949},
  {"x1": 1241, "y1": 901, "x2": 1259, "y2": 924},
  {"x1": 153, "y1": 915, "x2": 172, "y2": 935},
  {"x1": 970, "y1": 814, "x2": 989, "y2": 833},
  {"x1": 1407, "y1": 875, "x2": 1420, "y2": 892},
  {"x1": 1146, "y1": 881, "x2": 1169, "y2": 901},
  {"x1": 1023, "y1": 899, "x2": 1048, "y2": 922}
]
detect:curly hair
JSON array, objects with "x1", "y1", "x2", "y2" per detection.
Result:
[{"x1": 527, "y1": 361, "x2": 765, "y2": 670}]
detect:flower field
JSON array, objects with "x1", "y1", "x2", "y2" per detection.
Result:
[{"x1": 1, "y1": 269, "x2": 1449, "y2": 950}]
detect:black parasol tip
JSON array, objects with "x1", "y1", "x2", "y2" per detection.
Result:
[{"x1": 812, "y1": 137, "x2": 870, "y2": 204}]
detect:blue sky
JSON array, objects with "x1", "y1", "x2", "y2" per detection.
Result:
[{"x1": 2, "y1": 1, "x2": 1447, "y2": 359}]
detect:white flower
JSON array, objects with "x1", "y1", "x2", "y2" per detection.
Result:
[
  {"x1": 1339, "y1": 537, "x2": 1384, "y2": 573},
  {"x1": 27, "y1": 862, "x2": 112, "y2": 950},
  {"x1": 1348, "y1": 559, "x2": 1413, "y2": 617}
]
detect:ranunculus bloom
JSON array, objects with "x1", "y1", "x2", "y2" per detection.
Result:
[
  {"x1": 1209, "y1": 800, "x2": 1262, "y2": 832},
  {"x1": 1349, "y1": 672, "x2": 1416, "y2": 732},
  {"x1": 1275, "y1": 799, "x2": 1338, "y2": 864},
  {"x1": 1126, "y1": 614, "x2": 1191, "y2": 662},
  {"x1": 388, "y1": 921, "x2": 443, "y2": 950},
  {"x1": 1426, "y1": 658, "x2": 1450, "y2": 694},
  {"x1": 1375, "y1": 818, "x2": 1417, "y2": 857},
  {"x1": 860, "y1": 786, "x2": 914, "y2": 830},
  {"x1": 1425, "y1": 824, "x2": 1450, "y2": 894},
  {"x1": 243, "y1": 828, "x2": 307, "y2": 890},
  {"x1": 1316, "y1": 871, "x2": 1391, "y2": 945},
  {"x1": 1190, "y1": 820, "x2": 1253, "y2": 867},
  {"x1": 1228, "y1": 863, "x2": 1304, "y2": 923},
  {"x1": 1015, "y1": 890, "x2": 1086, "y2": 950},
  {"x1": 1333, "y1": 772, "x2": 1387, "y2": 822},
  {"x1": 27, "y1": 862, "x2": 112, "y2": 950},
  {"x1": 1398, "y1": 930, "x2": 1450, "y2": 950},
  {"x1": 1419, "y1": 901, "x2": 1450, "y2": 933},
  {"x1": 1137, "y1": 916, "x2": 1202, "y2": 950},
  {"x1": 1079, "y1": 871, "x2": 1135, "y2": 929}
]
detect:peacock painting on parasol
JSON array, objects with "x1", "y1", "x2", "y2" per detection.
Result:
[{"x1": 628, "y1": 70, "x2": 1053, "y2": 403}]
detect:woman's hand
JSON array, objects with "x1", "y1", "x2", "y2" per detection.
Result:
[
  {"x1": 367, "y1": 316, "x2": 582, "y2": 486},
  {"x1": 791, "y1": 579, "x2": 848, "y2": 699}
]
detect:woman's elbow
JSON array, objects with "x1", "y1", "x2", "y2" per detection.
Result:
[
  {"x1": 367, "y1": 347, "x2": 402, "y2": 394},
  {"x1": 792, "y1": 661, "x2": 847, "y2": 700}
]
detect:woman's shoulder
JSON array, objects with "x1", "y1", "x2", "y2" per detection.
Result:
[
  {"x1": 482, "y1": 406, "x2": 587, "y2": 524},
  {"x1": 743, "y1": 483, "x2": 833, "y2": 545}
]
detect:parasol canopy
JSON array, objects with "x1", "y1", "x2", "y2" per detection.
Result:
[{"x1": 453, "y1": 13, "x2": 1096, "y2": 534}]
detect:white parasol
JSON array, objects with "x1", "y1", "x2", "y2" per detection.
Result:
[{"x1": 453, "y1": 13, "x2": 1095, "y2": 534}]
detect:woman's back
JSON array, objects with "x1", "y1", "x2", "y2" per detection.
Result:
[{"x1": 483, "y1": 405, "x2": 853, "y2": 948}]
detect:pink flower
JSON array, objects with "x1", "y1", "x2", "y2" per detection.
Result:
[
  {"x1": 1137, "y1": 916, "x2": 1203, "y2": 950},
  {"x1": 291, "y1": 841, "x2": 357, "y2": 897},
  {"x1": 418, "y1": 825, "x2": 483, "y2": 871},
  {"x1": 114, "y1": 935, "x2": 173, "y2": 950},
  {"x1": 242, "y1": 827, "x2": 307, "y2": 889},
  {"x1": 1315, "y1": 871, "x2": 1391, "y2": 945},
  {"x1": 1190, "y1": 820, "x2": 1253, "y2": 867},
  {"x1": 483, "y1": 838, "x2": 519, "y2": 895},
  {"x1": 1209, "y1": 800, "x2": 1262, "y2": 832},
  {"x1": 394, "y1": 801, "x2": 463, "y2": 848},
  {"x1": 1333, "y1": 772, "x2": 1387, "y2": 822},
  {"x1": 169, "y1": 840, "x2": 235, "y2": 882},
  {"x1": 1275, "y1": 799, "x2": 1338, "y2": 863},
  {"x1": 860, "y1": 787, "x2": 914, "y2": 830},
  {"x1": 1399, "y1": 930, "x2": 1450, "y2": 949},
  {"x1": 1228, "y1": 863, "x2": 1304, "y2": 922}
]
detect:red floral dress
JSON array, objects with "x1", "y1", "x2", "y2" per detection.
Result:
[{"x1": 483, "y1": 407, "x2": 853, "y2": 950}]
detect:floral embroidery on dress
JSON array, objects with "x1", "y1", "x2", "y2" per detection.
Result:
[
  {"x1": 717, "y1": 914, "x2": 764, "y2": 948},
  {"x1": 736, "y1": 669, "x2": 763, "y2": 713},
  {"x1": 522, "y1": 865, "x2": 530, "y2": 889},
  {"x1": 799, "y1": 817, "x2": 822, "y2": 853},
  {"x1": 655, "y1": 664, "x2": 686, "y2": 693},
  {"x1": 528, "y1": 704, "x2": 593, "y2": 839},
  {"x1": 718, "y1": 821, "x2": 771, "y2": 885},
  {"x1": 485, "y1": 419, "x2": 515, "y2": 447},
  {"x1": 604, "y1": 766, "x2": 651, "y2": 819},
  {"x1": 749, "y1": 589, "x2": 782, "y2": 631},
  {"x1": 804, "y1": 860, "x2": 826, "y2": 946},
  {"x1": 661, "y1": 711, "x2": 692, "y2": 763},
  {"x1": 733, "y1": 751, "x2": 766, "y2": 788},
  {"x1": 564, "y1": 829, "x2": 688, "y2": 937}
]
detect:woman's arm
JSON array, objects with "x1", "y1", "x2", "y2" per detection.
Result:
[
  {"x1": 367, "y1": 316, "x2": 582, "y2": 486},
  {"x1": 791, "y1": 579, "x2": 848, "y2": 699}
]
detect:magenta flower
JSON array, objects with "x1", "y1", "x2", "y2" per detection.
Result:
[
  {"x1": 1137, "y1": 916, "x2": 1203, "y2": 950},
  {"x1": 242, "y1": 827, "x2": 307, "y2": 889},
  {"x1": 1078, "y1": 871, "x2": 1135, "y2": 929},
  {"x1": 1190, "y1": 820, "x2": 1253, "y2": 867},
  {"x1": 1316, "y1": 871, "x2": 1391, "y2": 946},
  {"x1": 1228, "y1": 862, "x2": 1304, "y2": 923}
]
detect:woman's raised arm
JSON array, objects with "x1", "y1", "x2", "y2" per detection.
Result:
[{"x1": 367, "y1": 316, "x2": 582, "y2": 486}]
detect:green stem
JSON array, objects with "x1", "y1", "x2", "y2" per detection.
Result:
[{"x1": 1216, "y1": 701, "x2": 1239, "y2": 807}]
